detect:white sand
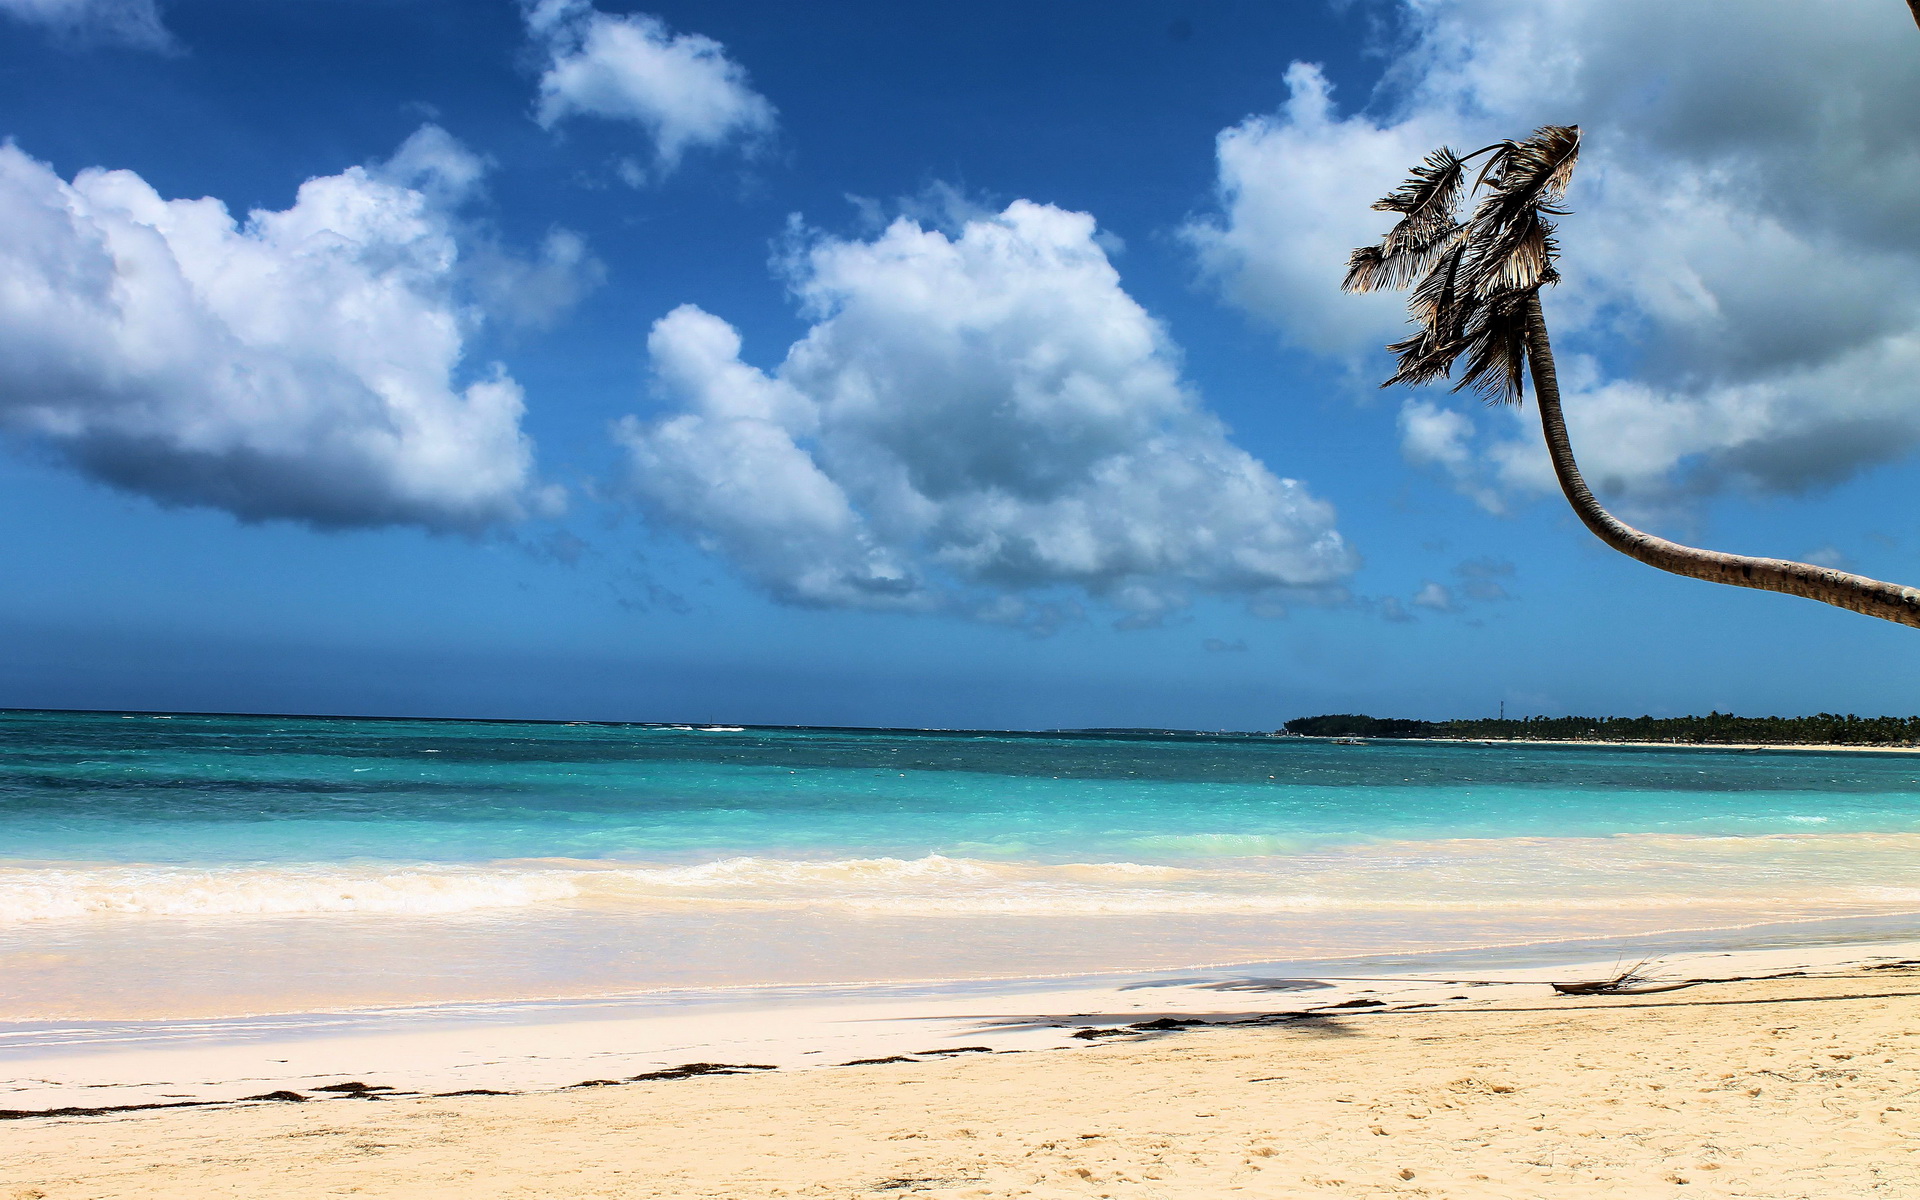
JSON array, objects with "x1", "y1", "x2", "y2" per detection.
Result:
[
  {"x1": 0, "y1": 969, "x2": 1552, "y2": 1111},
  {"x1": 7, "y1": 941, "x2": 1920, "y2": 1197}
]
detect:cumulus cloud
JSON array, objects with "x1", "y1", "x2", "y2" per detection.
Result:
[
  {"x1": 1188, "y1": 0, "x2": 1920, "y2": 512},
  {"x1": 523, "y1": 0, "x2": 776, "y2": 174},
  {"x1": 618, "y1": 201, "x2": 1358, "y2": 626},
  {"x1": 0, "y1": 0, "x2": 170, "y2": 48},
  {"x1": 0, "y1": 126, "x2": 561, "y2": 531}
]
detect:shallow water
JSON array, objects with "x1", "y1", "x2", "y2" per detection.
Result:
[{"x1": 5, "y1": 709, "x2": 1920, "y2": 1018}]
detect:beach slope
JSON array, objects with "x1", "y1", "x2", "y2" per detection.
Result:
[{"x1": 6, "y1": 965, "x2": 1919, "y2": 1198}]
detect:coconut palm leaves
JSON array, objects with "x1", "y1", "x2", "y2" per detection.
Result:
[
  {"x1": 1343, "y1": 124, "x2": 1580, "y2": 403},
  {"x1": 1342, "y1": 146, "x2": 1467, "y2": 293}
]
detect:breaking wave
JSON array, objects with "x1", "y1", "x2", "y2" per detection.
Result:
[{"x1": 9, "y1": 832, "x2": 1920, "y2": 923}]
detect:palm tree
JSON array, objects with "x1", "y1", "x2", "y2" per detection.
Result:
[{"x1": 1344, "y1": 124, "x2": 1920, "y2": 629}]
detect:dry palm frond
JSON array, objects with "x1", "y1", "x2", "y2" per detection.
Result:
[
  {"x1": 1348, "y1": 124, "x2": 1582, "y2": 404},
  {"x1": 1469, "y1": 210, "x2": 1558, "y2": 296},
  {"x1": 1374, "y1": 146, "x2": 1469, "y2": 225},
  {"x1": 1343, "y1": 219, "x2": 1463, "y2": 293},
  {"x1": 1343, "y1": 147, "x2": 1469, "y2": 295},
  {"x1": 1384, "y1": 241, "x2": 1470, "y2": 387},
  {"x1": 1343, "y1": 243, "x2": 1390, "y2": 293},
  {"x1": 1453, "y1": 289, "x2": 1535, "y2": 402},
  {"x1": 1468, "y1": 125, "x2": 1580, "y2": 241}
]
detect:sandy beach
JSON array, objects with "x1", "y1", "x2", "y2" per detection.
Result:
[{"x1": 7, "y1": 940, "x2": 1920, "y2": 1198}]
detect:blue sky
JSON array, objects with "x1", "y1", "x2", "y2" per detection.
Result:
[{"x1": 2, "y1": 0, "x2": 1919, "y2": 729}]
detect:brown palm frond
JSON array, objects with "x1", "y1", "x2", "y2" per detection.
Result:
[
  {"x1": 1342, "y1": 244, "x2": 1389, "y2": 293},
  {"x1": 1373, "y1": 146, "x2": 1467, "y2": 228},
  {"x1": 1468, "y1": 210, "x2": 1556, "y2": 297},
  {"x1": 1468, "y1": 125, "x2": 1581, "y2": 241},
  {"x1": 1375, "y1": 220, "x2": 1465, "y2": 293},
  {"x1": 1345, "y1": 147, "x2": 1469, "y2": 295},
  {"x1": 1384, "y1": 242, "x2": 1472, "y2": 387},
  {"x1": 1404, "y1": 239, "x2": 1469, "y2": 329},
  {"x1": 1384, "y1": 326, "x2": 1464, "y2": 389},
  {"x1": 1469, "y1": 139, "x2": 1517, "y2": 194},
  {"x1": 1344, "y1": 218, "x2": 1465, "y2": 294},
  {"x1": 1382, "y1": 211, "x2": 1461, "y2": 258},
  {"x1": 1451, "y1": 290, "x2": 1533, "y2": 403},
  {"x1": 1350, "y1": 123, "x2": 1580, "y2": 402}
]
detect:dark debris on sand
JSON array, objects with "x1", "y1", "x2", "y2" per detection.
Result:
[
  {"x1": 629, "y1": 1062, "x2": 777, "y2": 1081},
  {"x1": 565, "y1": 1063, "x2": 780, "y2": 1086},
  {"x1": 0, "y1": 1100, "x2": 210, "y2": 1121}
]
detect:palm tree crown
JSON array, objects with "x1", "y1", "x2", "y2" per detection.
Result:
[{"x1": 1343, "y1": 124, "x2": 1580, "y2": 402}]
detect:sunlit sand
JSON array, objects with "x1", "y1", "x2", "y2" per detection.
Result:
[{"x1": 7, "y1": 940, "x2": 1919, "y2": 1198}]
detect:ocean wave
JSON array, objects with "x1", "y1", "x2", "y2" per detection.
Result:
[
  {"x1": 1125, "y1": 833, "x2": 1322, "y2": 855},
  {"x1": 626, "y1": 853, "x2": 1004, "y2": 886},
  {"x1": 10, "y1": 835, "x2": 1920, "y2": 922}
]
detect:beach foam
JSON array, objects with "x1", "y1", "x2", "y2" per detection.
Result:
[{"x1": 10, "y1": 831, "x2": 1920, "y2": 923}]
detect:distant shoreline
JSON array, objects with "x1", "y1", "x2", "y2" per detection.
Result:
[
  {"x1": 1288, "y1": 734, "x2": 1920, "y2": 755},
  {"x1": 1280, "y1": 710, "x2": 1920, "y2": 751}
]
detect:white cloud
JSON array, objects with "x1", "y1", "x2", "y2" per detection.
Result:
[
  {"x1": 1188, "y1": 62, "x2": 1435, "y2": 359},
  {"x1": 465, "y1": 228, "x2": 606, "y2": 331},
  {"x1": 618, "y1": 201, "x2": 1358, "y2": 626},
  {"x1": 375, "y1": 124, "x2": 603, "y2": 332},
  {"x1": 1398, "y1": 399, "x2": 1472, "y2": 473},
  {"x1": 1411, "y1": 581, "x2": 1455, "y2": 612},
  {"x1": 0, "y1": 126, "x2": 558, "y2": 531},
  {"x1": 1189, "y1": 0, "x2": 1920, "y2": 512},
  {"x1": 523, "y1": 0, "x2": 776, "y2": 173},
  {"x1": 0, "y1": 0, "x2": 170, "y2": 48}
]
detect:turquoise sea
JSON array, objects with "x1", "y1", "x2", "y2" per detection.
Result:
[{"x1": 7, "y1": 708, "x2": 1920, "y2": 1019}]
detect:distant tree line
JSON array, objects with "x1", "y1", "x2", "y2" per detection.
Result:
[{"x1": 1279, "y1": 712, "x2": 1920, "y2": 746}]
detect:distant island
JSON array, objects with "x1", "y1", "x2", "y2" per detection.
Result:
[{"x1": 1280, "y1": 712, "x2": 1920, "y2": 747}]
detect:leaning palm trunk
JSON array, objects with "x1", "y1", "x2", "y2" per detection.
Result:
[
  {"x1": 1346, "y1": 124, "x2": 1920, "y2": 631},
  {"x1": 1521, "y1": 294, "x2": 1920, "y2": 628}
]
